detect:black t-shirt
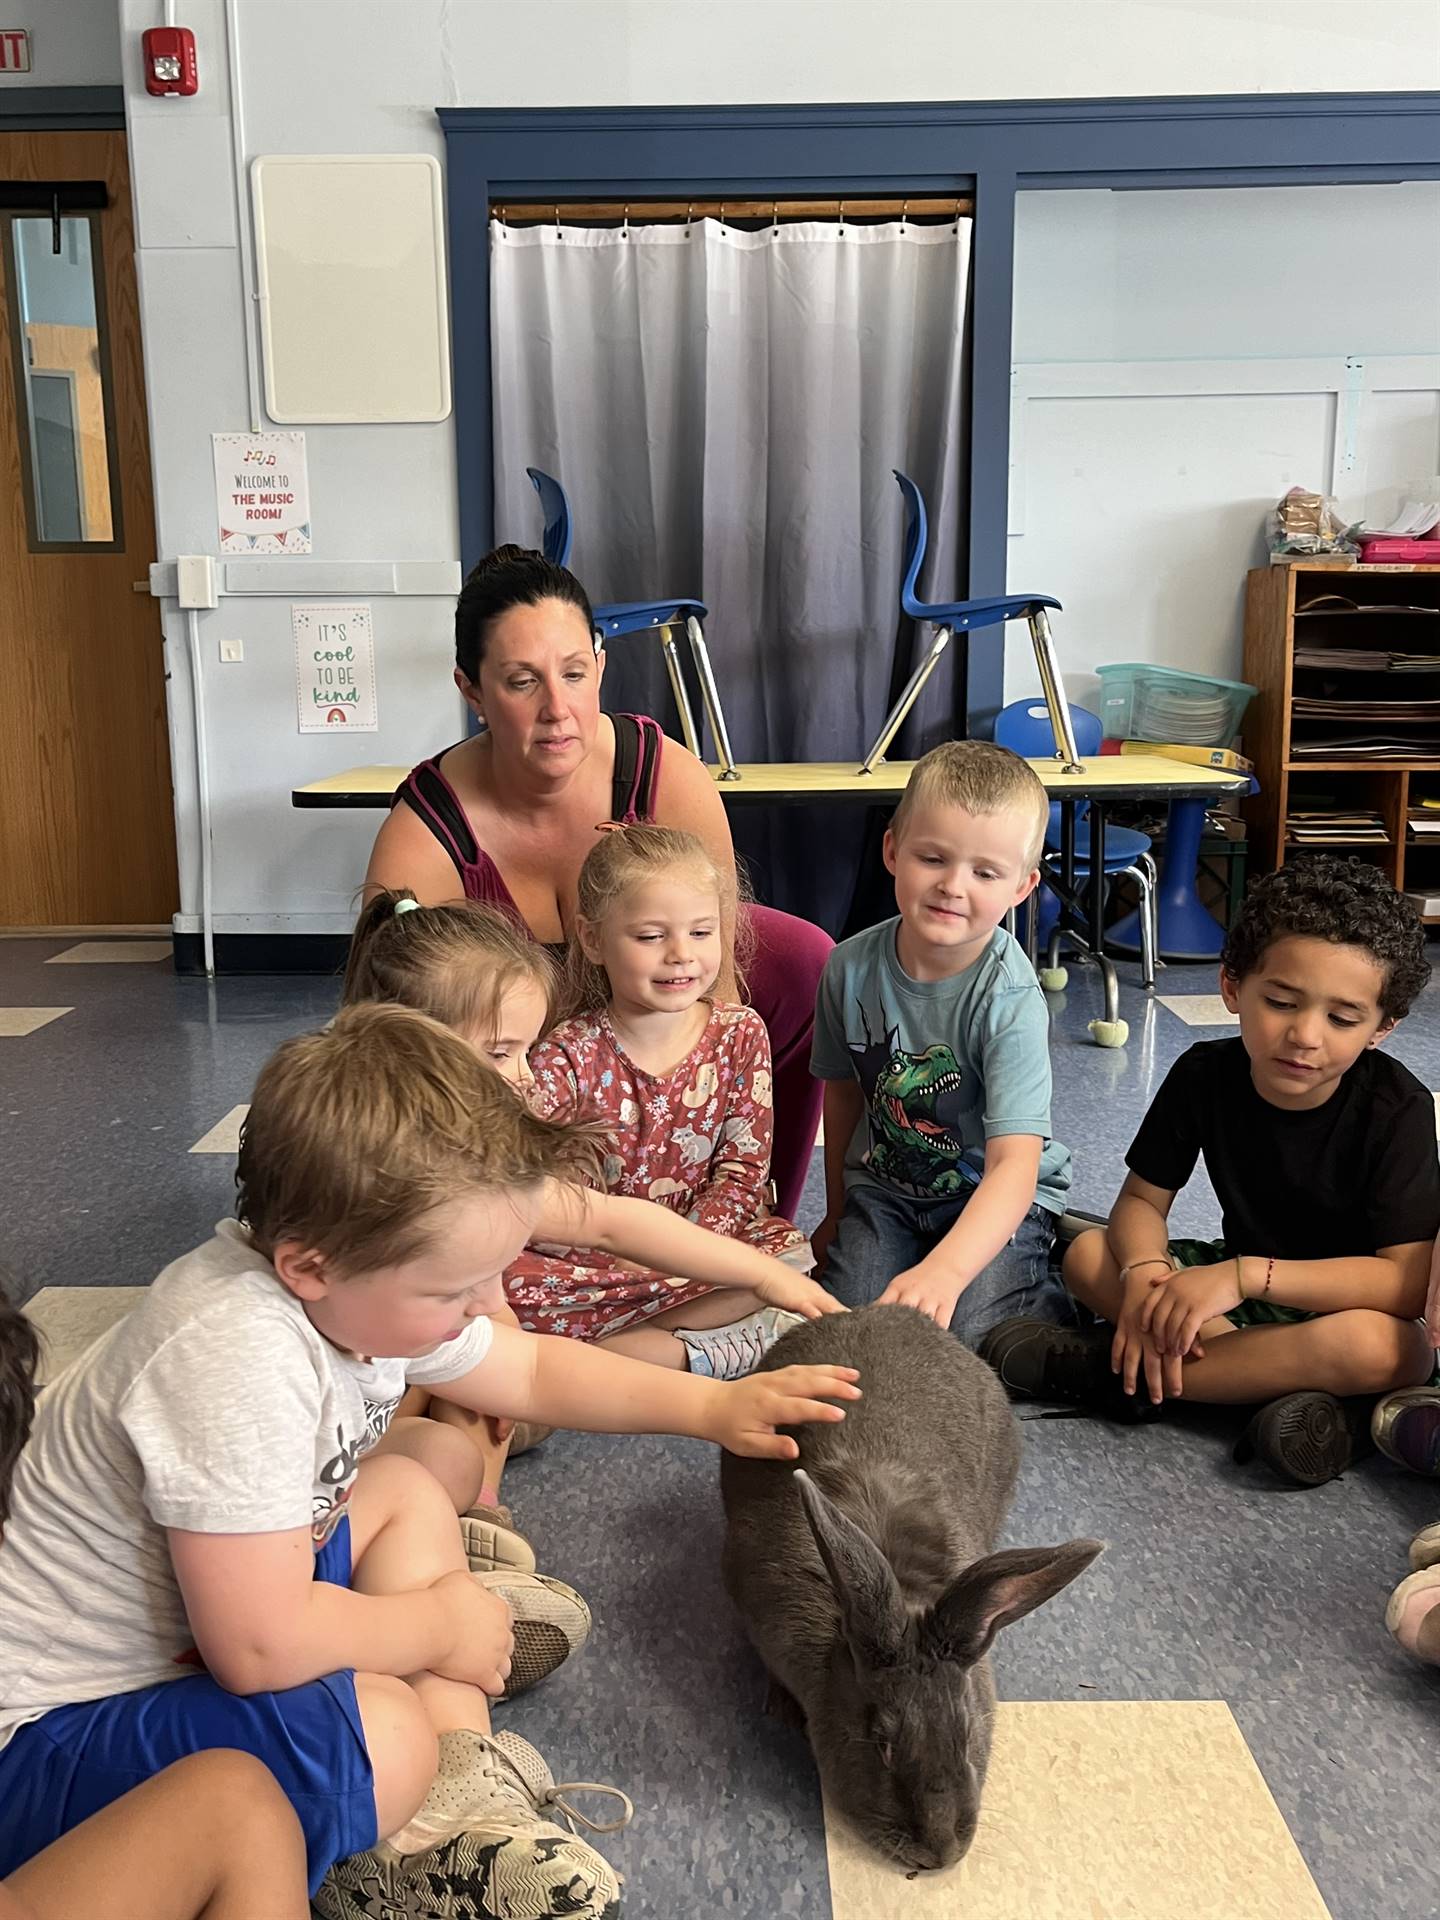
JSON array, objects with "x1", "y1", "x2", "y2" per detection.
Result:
[{"x1": 1125, "y1": 1038, "x2": 1440, "y2": 1259}]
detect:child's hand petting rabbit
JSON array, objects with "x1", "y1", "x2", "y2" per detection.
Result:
[
  {"x1": 706, "y1": 1365, "x2": 862, "y2": 1460},
  {"x1": 751, "y1": 1270, "x2": 849, "y2": 1320}
]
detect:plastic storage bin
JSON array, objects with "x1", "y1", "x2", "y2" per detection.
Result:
[{"x1": 1095, "y1": 663, "x2": 1256, "y2": 748}]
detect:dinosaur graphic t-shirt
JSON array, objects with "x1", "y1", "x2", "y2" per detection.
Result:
[{"x1": 811, "y1": 919, "x2": 1070, "y2": 1209}]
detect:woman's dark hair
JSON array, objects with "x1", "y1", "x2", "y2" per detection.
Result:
[
  {"x1": 1221, "y1": 855, "x2": 1430, "y2": 1023},
  {"x1": 1, "y1": 1279, "x2": 39, "y2": 1532},
  {"x1": 454, "y1": 543, "x2": 595, "y2": 683}
]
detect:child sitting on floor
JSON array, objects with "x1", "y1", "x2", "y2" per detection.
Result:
[
  {"x1": 343, "y1": 890, "x2": 841, "y2": 1551},
  {"x1": 0, "y1": 1284, "x2": 313, "y2": 1920},
  {"x1": 810, "y1": 740, "x2": 1076, "y2": 1342},
  {"x1": 982, "y1": 856, "x2": 1440, "y2": 1488},
  {"x1": 511, "y1": 825, "x2": 826, "y2": 1375},
  {"x1": 0, "y1": 1004, "x2": 860, "y2": 1919}
]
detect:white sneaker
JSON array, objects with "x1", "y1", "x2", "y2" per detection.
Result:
[
  {"x1": 316, "y1": 1728, "x2": 631, "y2": 1919},
  {"x1": 473, "y1": 1570, "x2": 591, "y2": 1701},
  {"x1": 675, "y1": 1306, "x2": 807, "y2": 1380}
]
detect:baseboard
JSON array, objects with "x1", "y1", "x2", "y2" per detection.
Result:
[{"x1": 173, "y1": 931, "x2": 349, "y2": 975}]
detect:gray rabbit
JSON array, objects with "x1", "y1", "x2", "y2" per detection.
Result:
[{"x1": 720, "y1": 1303, "x2": 1101, "y2": 1873}]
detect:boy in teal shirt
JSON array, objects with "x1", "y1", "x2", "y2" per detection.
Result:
[{"x1": 811, "y1": 741, "x2": 1075, "y2": 1342}]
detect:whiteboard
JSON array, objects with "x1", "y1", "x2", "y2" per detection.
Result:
[{"x1": 251, "y1": 154, "x2": 451, "y2": 424}]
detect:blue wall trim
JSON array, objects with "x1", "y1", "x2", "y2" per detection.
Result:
[
  {"x1": 442, "y1": 89, "x2": 1440, "y2": 733},
  {"x1": 0, "y1": 86, "x2": 124, "y2": 129}
]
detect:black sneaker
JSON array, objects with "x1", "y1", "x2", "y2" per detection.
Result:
[
  {"x1": 978, "y1": 1317, "x2": 1161, "y2": 1425},
  {"x1": 1232, "y1": 1391, "x2": 1374, "y2": 1486}
]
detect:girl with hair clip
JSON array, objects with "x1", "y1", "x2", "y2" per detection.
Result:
[
  {"x1": 342, "y1": 888, "x2": 841, "y2": 1564},
  {"x1": 508, "y1": 825, "x2": 826, "y2": 1377}
]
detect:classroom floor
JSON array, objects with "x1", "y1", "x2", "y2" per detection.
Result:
[{"x1": 5, "y1": 932, "x2": 1440, "y2": 1920}]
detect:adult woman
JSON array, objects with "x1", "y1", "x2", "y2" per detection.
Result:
[{"x1": 364, "y1": 545, "x2": 831, "y2": 1218}]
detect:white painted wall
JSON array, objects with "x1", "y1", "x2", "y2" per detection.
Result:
[
  {"x1": 0, "y1": 0, "x2": 120, "y2": 88},
  {"x1": 1006, "y1": 185, "x2": 1440, "y2": 716},
  {"x1": 112, "y1": 0, "x2": 1440, "y2": 934}
]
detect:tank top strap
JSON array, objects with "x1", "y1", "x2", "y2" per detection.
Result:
[
  {"x1": 611, "y1": 711, "x2": 665, "y2": 824},
  {"x1": 394, "y1": 752, "x2": 481, "y2": 876}
]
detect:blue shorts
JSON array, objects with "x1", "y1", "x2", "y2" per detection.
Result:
[{"x1": 0, "y1": 1518, "x2": 377, "y2": 1896}]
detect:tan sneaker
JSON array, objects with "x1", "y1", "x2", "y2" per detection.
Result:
[
  {"x1": 316, "y1": 1729, "x2": 630, "y2": 1920},
  {"x1": 476, "y1": 1570, "x2": 591, "y2": 1701},
  {"x1": 505, "y1": 1421, "x2": 555, "y2": 1459},
  {"x1": 460, "y1": 1504, "x2": 537, "y2": 1576}
]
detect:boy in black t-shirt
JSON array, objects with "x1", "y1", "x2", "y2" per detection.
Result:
[{"x1": 981, "y1": 857, "x2": 1440, "y2": 1486}]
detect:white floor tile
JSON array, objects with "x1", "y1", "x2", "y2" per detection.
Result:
[
  {"x1": 0, "y1": 1007, "x2": 73, "y2": 1037},
  {"x1": 23, "y1": 1285, "x2": 147, "y2": 1385},
  {"x1": 188, "y1": 1104, "x2": 249, "y2": 1154},
  {"x1": 825, "y1": 1700, "x2": 1329, "y2": 1920},
  {"x1": 1157, "y1": 993, "x2": 1240, "y2": 1027},
  {"x1": 46, "y1": 940, "x2": 172, "y2": 965}
]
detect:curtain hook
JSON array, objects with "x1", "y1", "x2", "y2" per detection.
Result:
[
  {"x1": 554, "y1": 204, "x2": 561, "y2": 234},
  {"x1": 838, "y1": 199, "x2": 846, "y2": 231},
  {"x1": 771, "y1": 199, "x2": 780, "y2": 235},
  {"x1": 621, "y1": 203, "x2": 630, "y2": 239},
  {"x1": 900, "y1": 198, "x2": 908, "y2": 230},
  {"x1": 685, "y1": 201, "x2": 694, "y2": 232},
  {"x1": 719, "y1": 201, "x2": 726, "y2": 230}
]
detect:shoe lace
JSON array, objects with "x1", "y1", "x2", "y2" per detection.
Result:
[
  {"x1": 549, "y1": 1781, "x2": 635, "y2": 1836},
  {"x1": 488, "y1": 1739, "x2": 634, "y2": 1837}
]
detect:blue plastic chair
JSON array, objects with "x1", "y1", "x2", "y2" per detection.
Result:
[
  {"x1": 995, "y1": 698, "x2": 1158, "y2": 988},
  {"x1": 526, "y1": 468, "x2": 738, "y2": 777},
  {"x1": 862, "y1": 471, "x2": 1083, "y2": 775}
]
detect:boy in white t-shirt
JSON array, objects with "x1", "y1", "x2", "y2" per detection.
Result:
[{"x1": 0, "y1": 1003, "x2": 860, "y2": 1920}]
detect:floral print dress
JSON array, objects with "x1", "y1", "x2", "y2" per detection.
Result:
[{"x1": 504, "y1": 1001, "x2": 813, "y2": 1341}]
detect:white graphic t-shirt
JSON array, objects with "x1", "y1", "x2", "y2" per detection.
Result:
[{"x1": 0, "y1": 1219, "x2": 494, "y2": 1751}]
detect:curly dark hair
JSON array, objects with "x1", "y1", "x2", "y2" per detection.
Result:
[{"x1": 1221, "y1": 855, "x2": 1430, "y2": 1023}]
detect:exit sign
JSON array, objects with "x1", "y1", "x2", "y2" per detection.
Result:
[{"x1": 0, "y1": 29, "x2": 30, "y2": 71}]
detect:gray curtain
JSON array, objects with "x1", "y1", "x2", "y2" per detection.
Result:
[{"x1": 490, "y1": 215, "x2": 971, "y2": 932}]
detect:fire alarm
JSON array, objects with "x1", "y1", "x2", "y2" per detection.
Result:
[{"x1": 142, "y1": 26, "x2": 198, "y2": 96}]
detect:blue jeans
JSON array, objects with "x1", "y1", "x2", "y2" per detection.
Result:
[{"x1": 824, "y1": 1185, "x2": 1078, "y2": 1346}]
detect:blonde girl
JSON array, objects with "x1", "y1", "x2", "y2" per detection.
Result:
[
  {"x1": 509, "y1": 826, "x2": 822, "y2": 1374},
  {"x1": 341, "y1": 890, "x2": 839, "y2": 1555}
]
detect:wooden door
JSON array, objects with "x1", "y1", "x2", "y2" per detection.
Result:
[{"x1": 0, "y1": 130, "x2": 176, "y2": 926}]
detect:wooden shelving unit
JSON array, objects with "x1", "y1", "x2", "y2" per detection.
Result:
[{"x1": 1242, "y1": 562, "x2": 1440, "y2": 921}]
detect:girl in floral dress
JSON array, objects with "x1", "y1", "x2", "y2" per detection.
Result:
[
  {"x1": 508, "y1": 826, "x2": 825, "y2": 1377},
  {"x1": 340, "y1": 889, "x2": 840, "y2": 1541}
]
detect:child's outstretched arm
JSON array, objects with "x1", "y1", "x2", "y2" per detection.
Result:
[
  {"x1": 441, "y1": 1321, "x2": 861, "y2": 1462},
  {"x1": 535, "y1": 1180, "x2": 844, "y2": 1319},
  {"x1": 877, "y1": 1134, "x2": 1042, "y2": 1325}
]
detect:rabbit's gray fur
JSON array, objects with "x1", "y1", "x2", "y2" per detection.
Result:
[{"x1": 720, "y1": 1304, "x2": 1100, "y2": 1874}]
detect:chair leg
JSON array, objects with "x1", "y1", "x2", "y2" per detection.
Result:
[
  {"x1": 859, "y1": 623, "x2": 953, "y2": 775},
  {"x1": 1025, "y1": 607, "x2": 1083, "y2": 775},
  {"x1": 684, "y1": 615, "x2": 739, "y2": 781},
  {"x1": 658, "y1": 624, "x2": 702, "y2": 758}
]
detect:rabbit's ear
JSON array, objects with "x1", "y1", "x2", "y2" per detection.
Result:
[
  {"x1": 795, "y1": 1470, "x2": 908, "y2": 1666},
  {"x1": 925, "y1": 1539, "x2": 1104, "y2": 1667}
]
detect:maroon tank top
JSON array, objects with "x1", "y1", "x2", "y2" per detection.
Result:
[{"x1": 394, "y1": 712, "x2": 665, "y2": 923}]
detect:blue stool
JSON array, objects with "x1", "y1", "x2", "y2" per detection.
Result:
[
  {"x1": 862, "y1": 471, "x2": 1084, "y2": 776},
  {"x1": 994, "y1": 699, "x2": 1159, "y2": 990},
  {"x1": 527, "y1": 467, "x2": 739, "y2": 778},
  {"x1": 1108, "y1": 797, "x2": 1233, "y2": 961}
]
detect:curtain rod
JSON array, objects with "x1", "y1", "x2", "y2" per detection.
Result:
[{"x1": 493, "y1": 196, "x2": 972, "y2": 224}]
